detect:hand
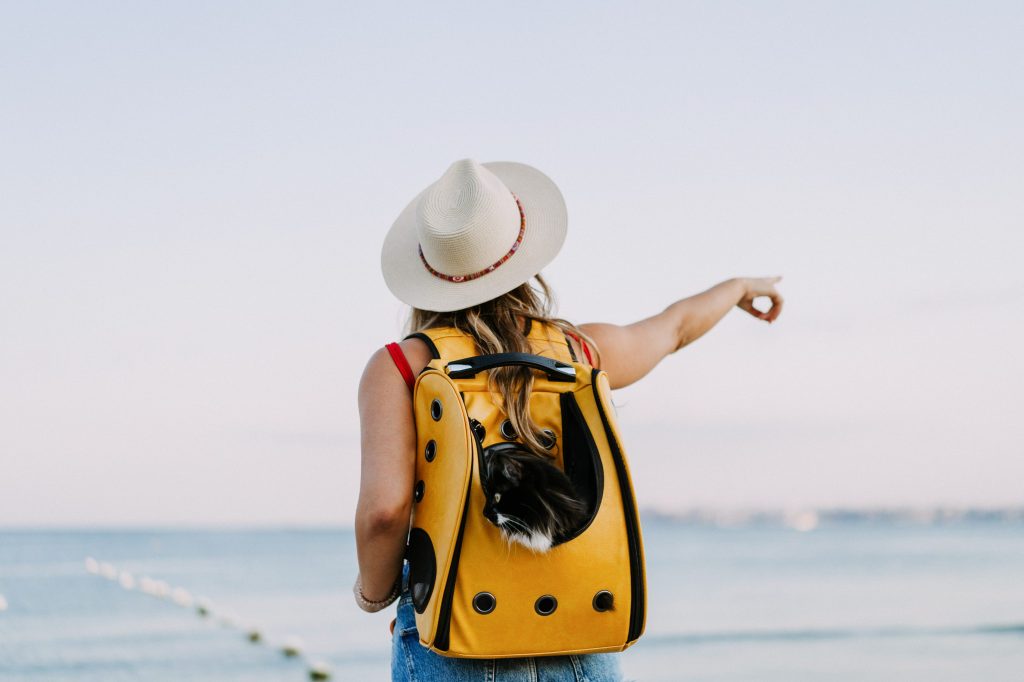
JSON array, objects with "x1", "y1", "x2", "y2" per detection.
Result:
[{"x1": 736, "y1": 276, "x2": 784, "y2": 323}]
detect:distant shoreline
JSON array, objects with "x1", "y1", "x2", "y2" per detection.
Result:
[
  {"x1": 641, "y1": 505, "x2": 1024, "y2": 530},
  {"x1": 2, "y1": 506, "x2": 1023, "y2": 532}
]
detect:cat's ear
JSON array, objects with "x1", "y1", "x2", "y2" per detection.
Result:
[{"x1": 501, "y1": 458, "x2": 524, "y2": 485}]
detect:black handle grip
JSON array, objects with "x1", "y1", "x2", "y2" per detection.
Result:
[{"x1": 446, "y1": 353, "x2": 576, "y2": 382}]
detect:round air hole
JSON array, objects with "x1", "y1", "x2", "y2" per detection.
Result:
[
  {"x1": 540, "y1": 429, "x2": 557, "y2": 449},
  {"x1": 471, "y1": 420, "x2": 486, "y2": 442},
  {"x1": 472, "y1": 592, "x2": 496, "y2": 615},
  {"x1": 413, "y1": 480, "x2": 425, "y2": 502},
  {"x1": 430, "y1": 399, "x2": 443, "y2": 421},
  {"x1": 499, "y1": 420, "x2": 517, "y2": 440},
  {"x1": 593, "y1": 590, "x2": 614, "y2": 612},
  {"x1": 424, "y1": 440, "x2": 436, "y2": 462},
  {"x1": 534, "y1": 595, "x2": 557, "y2": 616}
]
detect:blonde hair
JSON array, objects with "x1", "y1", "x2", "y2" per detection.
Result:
[{"x1": 408, "y1": 274, "x2": 599, "y2": 459}]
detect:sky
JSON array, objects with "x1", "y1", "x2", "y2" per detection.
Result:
[{"x1": 1, "y1": 1, "x2": 1022, "y2": 527}]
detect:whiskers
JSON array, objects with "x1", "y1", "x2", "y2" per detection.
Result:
[{"x1": 496, "y1": 513, "x2": 554, "y2": 553}]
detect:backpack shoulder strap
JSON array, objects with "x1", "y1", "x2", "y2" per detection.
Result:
[
  {"x1": 404, "y1": 321, "x2": 576, "y2": 369},
  {"x1": 403, "y1": 326, "x2": 476, "y2": 368},
  {"x1": 384, "y1": 342, "x2": 416, "y2": 392}
]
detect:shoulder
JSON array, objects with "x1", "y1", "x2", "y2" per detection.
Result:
[{"x1": 359, "y1": 337, "x2": 435, "y2": 391}]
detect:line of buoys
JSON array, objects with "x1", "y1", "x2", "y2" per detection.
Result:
[{"x1": 83, "y1": 556, "x2": 333, "y2": 680}]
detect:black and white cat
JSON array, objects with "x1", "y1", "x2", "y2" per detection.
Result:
[{"x1": 481, "y1": 443, "x2": 588, "y2": 552}]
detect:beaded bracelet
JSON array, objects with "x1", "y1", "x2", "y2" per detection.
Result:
[{"x1": 353, "y1": 573, "x2": 401, "y2": 613}]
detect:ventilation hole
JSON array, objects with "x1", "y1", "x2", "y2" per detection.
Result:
[
  {"x1": 471, "y1": 420, "x2": 486, "y2": 442},
  {"x1": 534, "y1": 595, "x2": 557, "y2": 616},
  {"x1": 540, "y1": 429, "x2": 557, "y2": 449},
  {"x1": 593, "y1": 590, "x2": 614, "y2": 612},
  {"x1": 472, "y1": 592, "x2": 496, "y2": 615},
  {"x1": 424, "y1": 440, "x2": 436, "y2": 462},
  {"x1": 499, "y1": 420, "x2": 516, "y2": 440},
  {"x1": 414, "y1": 480, "x2": 425, "y2": 502},
  {"x1": 430, "y1": 399, "x2": 442, "y2": 421},
  {"x1": 406, "y1": 529, "x2": 435, "y2": 614}
]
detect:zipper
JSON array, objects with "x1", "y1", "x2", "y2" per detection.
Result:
[
  {"x1": 591, "y1": 369, "x2": 645, "y2": 642},
  {"x1": 432, "y1": 418, "x2": 481, "y2": 651}
]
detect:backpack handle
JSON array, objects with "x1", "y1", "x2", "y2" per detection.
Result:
[{"x1": 445, "y1": 353, "x2": 576, "y2": 382}]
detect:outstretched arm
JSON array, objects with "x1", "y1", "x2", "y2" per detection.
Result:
[{"x1": 580, "y1": 276, "x2": 783, "y2": 390}]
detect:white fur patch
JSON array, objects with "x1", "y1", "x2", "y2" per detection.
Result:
[
  {"x1": 494, "y1": 513, "x2": 553, "y2": 553},
  {"x1": 522, "y1": 530, "x2": 553, "y2": 552}
]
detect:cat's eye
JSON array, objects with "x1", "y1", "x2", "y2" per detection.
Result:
[{"x1": 493, "y1": 493, "x2": 501, "y2": 503}]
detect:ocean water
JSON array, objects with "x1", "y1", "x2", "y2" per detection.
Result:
[{"x1": 1, "y1": 520, "x2": 1022, "y2": 681}]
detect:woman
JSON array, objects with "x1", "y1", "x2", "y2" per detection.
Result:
[{"x1": 355, "y1": 159, "x2": 783, "y2": 681}]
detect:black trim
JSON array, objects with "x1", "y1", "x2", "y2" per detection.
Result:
[
  {"x1": 447, "y1": 353, "x2": 576, "y2": 382},
  {"x1": 404, "y1": 332, "x2": 441, "y2": 359},
  {"x1": 591, "y1": 369, "x2": 645, "y2": 642},
  {"x1": 556, "y1": 391, "x2": 604, "y2": 544},
  {"x1": 433, "y1": 396, "x2": 479, "y2": 652}
]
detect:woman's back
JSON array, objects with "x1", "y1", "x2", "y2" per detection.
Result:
[{"x1": 355, "y1": 158, "x2": 783, "y2": 681}]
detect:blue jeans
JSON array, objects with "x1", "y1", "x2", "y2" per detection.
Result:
[{"x1": 391, "y1": 563, "x2": 625, "y2": 682}]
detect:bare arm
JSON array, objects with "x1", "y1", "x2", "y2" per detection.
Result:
[
  {"x1": 580, "y1": 276, "x2": 783, "y2": 389},
  {"x1": 353, "y1": 347, "x2": 417, "y2": 601}
]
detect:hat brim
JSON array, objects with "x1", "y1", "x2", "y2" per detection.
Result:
[{"x1": 381, "y1": 161, "x2": 567, "y2": 313}]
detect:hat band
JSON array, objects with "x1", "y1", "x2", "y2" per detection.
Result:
[{"x1": 418, "y1": 192, "x2": 526, "y2": 283}]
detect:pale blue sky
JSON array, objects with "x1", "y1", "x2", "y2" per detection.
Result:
[{"x1": 2, "y1": 2, "x2": 1022, "y2": 526}]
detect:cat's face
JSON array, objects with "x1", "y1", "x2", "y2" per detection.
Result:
[
  {"x1": 482, "y1": 454, "x2": 554, "y2": 552},
  {"x1": 481, "y1": 446, "x2": 586, "y2": 553}
]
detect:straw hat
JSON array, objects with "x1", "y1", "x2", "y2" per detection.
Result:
[{"x1": 381, "y1": 158, "x2": 567, "y2": 312}]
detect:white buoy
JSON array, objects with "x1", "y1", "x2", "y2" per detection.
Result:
[
  {"x1": 118, "y1": 571, "x2": 136, "y2": 590},
  {"x1": 99, "y1": 562, "x2": 118, "y2": 580},
  {"x1": 84, "y1": 557, "x2": 99, "y2": 574},
  {"x1": 0, "y1": 594, "x2": 8, "y2": 612},
  {"x1": 308, "y1": 661, "x2": 332, "y2": 680},
  {"x1": 151, "y1": 580, "x2": 171, "y2": 598},
  {"x1": 138, "y1": 576, "x2": 158, "y2": 595},
  {"x1": 217, "y1": 609, "x2": 242, "y2": 628},
  {"x1": 195, "y1": 597, "x2": 213, "y2": 617},
  {"x1": 171, "y1": 587, "x2": 194, "y2": 608},
  {"x1": 281, "y1": 635, "x2": 304, "y2": 657}
]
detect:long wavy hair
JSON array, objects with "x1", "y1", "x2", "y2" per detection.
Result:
[{"x1": 407, "y1": 274, "x2": 599, "y2": 459}]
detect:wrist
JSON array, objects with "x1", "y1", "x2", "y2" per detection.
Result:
[
  {"x1": 353, "y1": 572, "x2": 401, "y2": 613},
  {"x1": 728, "y1": 277, "x2": 748, "y2": 302}
]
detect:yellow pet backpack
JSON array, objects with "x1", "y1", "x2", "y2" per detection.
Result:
[{"x1": 403, "y1": 320, "x2": 647, "y2": 658}]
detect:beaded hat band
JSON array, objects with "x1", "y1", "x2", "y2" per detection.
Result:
[{"x1": 417, "y1": 192, "x2": 526, "y2": 283}]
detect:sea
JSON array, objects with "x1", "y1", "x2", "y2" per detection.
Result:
[{"x1": 1, "y1": 517, "x2": 1022, "y2": 681}]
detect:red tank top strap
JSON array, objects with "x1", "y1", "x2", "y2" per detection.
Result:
[
  {"x1": 564, "y1": 331, "x2": 594, "y2": 366},
  {"x1": 385, "y1": 342, "x2": 416, "y2": 392}
]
